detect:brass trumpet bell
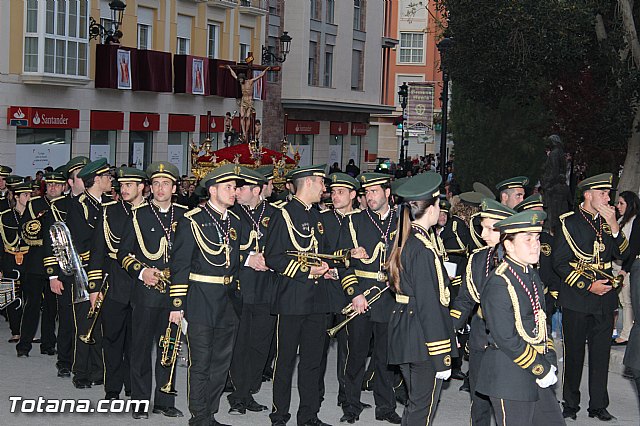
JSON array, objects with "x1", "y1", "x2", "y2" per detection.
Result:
[
  {"x1": 569, "y1": 260, "x2": 624, "y2": 289},
  {"x1": 285, "y1": 249, "x2": 351, "y2": 269},
  {"x1": 159, "y1": 320, "x2": 182, "y2": 395}
]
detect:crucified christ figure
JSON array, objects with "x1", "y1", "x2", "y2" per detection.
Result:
[{"x1": 226, "y1": 65, "x2": 270, "y2": 141}]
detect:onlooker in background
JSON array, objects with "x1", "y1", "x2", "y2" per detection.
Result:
[
  {"x1": 613, "y1": 191, "x2": 640, "y2": 345},
  {"x1": 345, "y1": 159, "x2": 360, "y2": 177},
  {"x1": 329, "y1": 162, "x2": 341, "y2": 174}
]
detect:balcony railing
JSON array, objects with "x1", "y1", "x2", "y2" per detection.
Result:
[{"x1": 238, "y1": 0, "x2": 268, "y2": 15}]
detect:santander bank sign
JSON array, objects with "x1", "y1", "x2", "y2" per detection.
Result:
[{"x1": 7, "y1": 106, "x2": 79, "y2": 129}]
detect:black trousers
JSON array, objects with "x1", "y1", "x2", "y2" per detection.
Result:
[
  {"x1": 343, "y1": 315, "x2": 396, "y2": 417},
  {"x1": 627, "y1": 367, "x2": 640, "y2": 407},
  {"x1": 72, "y1": 299, "x2": 104, "y2": 381},
  {"x1": 489, "y1": 387, "x2": 564, "y2": 426},
  {"x1": 561, "y1": 308, "x2": 614, "y2": 412},
  {"x1": 130, "y1": 303, "x2": 175, "y2": 408},
  {"x1": 270, "y1": 313, "x2": 327, "y2": 425},
  {"x1": 318, "y1": 313, "x2": 347, "y2": 406},
  {"x1": 187, "y1": 304, "x2": 238, "y2": 426},
  {"x1": 228, "y1": 303, "x2": 275, "y2": 405},
  {"x1": 468, "y1": 348, "x2": 492, "y2": 426},
  {"x1": 17, "y1": 273, "x2": 57, "y2": 354},
  {"x1": 7, "y1": 296, "x2": 23, "y2": 336},
  {"x1": 56, "y1": 284, "x2": 74, "y2": 369},
  {"x1": 399, "y1": 361, "x2": 443, "y2": 426},
  {"x1": 101, "y1": 297, "x2": 132, "y2": 395}
]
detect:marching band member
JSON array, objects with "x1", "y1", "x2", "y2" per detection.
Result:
[
  {"x1": 387, "y1": 172, "x2": 457, "y2": 425},
  {"x1": 0, "y1": 165, "x2": 12, "y2": 211},
  {"x1": 118, "y1": 161, "x2": 186, "y2": 419}
]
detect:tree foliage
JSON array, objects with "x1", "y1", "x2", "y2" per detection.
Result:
[{"x1": 435, "y1": 0, "x2": 640, "y2": 190}]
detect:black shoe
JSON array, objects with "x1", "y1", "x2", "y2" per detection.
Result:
[
  {"x1": 271, "y1": 422, "x2": 287, "y2": 426},
  {"x1": 91, "y1": 378, "x2": 104, "y2": 386},
  {"x1": 105, "y1": 392, "x2": 119, "y2": 400},
  {"x1": 588, "y1": 408, "x2": 615, "y2": 421},
  {"x1": 152, "y1": 406, "x2": 184, "y2": 418},
  {"x1": 8, "y1": 335, "x2": 20, "y2": 343},
  {"x1": 340, "y1": 413, "x2": 359, "y2": 423},
  {"x1": 17, "y1": 350, "x2": 29, "y2": 358},
  {"x1": 228, "y1": 402, "x2": 246, "y2": 415},
  {"x1": 450, "y1": 370, "x2": 467, "y2": 380},
  {"x1": 375, "y1": 412, "x2": 402, "y2": 424},
  {"x1": 300, "y1": 418, "x2": 331, "y2": 426},
  {"x1": 132, "y1": 408, "x2": 148, "y2": 419},
  {"x1": 72, "y1": 378, "x2": 92, "y2": 389},
  {"x1": 562, "y1": 406, "x2": 578, "y2": 421},
  {"x1": 57, "y1": 367, "x2": 71, "y2": 378},
  {"x1": 459, "y1": 377, "x2": 470, "y2": 393},
  {"x1": 612, "y1": 339, "x2": 628, "y2": 346},
  {"x1": 40, "y1": 347, "x2": 56, "y2": 355},
  {"x1": 210, "y1": 418, "x2": 231, "y2": 426},
  {"x1": 245, "y1": 399, "x2": 268, "y2": 412}
]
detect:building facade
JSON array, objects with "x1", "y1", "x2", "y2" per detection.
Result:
[
  {"x1": 374, "y1": 0, "x2": 451, "y2": 166},
  {"x1": 275, "y1": 0, "x2": 392, "y2": 170},
  {"x1": 0, "y1": 0, "x2": 269, "y2": 177}
]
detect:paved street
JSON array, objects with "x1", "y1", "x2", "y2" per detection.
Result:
[{"x1": 0, "y1": 322, "x2": 638, "y2": 425}]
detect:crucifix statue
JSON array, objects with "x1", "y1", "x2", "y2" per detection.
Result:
[{"x1": 225, "y1": 53, "x2": 278, "y2": 141}]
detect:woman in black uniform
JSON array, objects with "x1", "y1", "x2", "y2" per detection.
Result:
[
  {"x1": 387, "y1": 172, "x2": 457, "y2": 425},
  {"x1": 476, "y1": 210, "x2": 564, "y2": 425}
]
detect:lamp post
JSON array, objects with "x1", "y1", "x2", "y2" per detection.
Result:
[
  {"x1": 398, "y1": 82, "x2": 409, "y2": 170},
  {"x1": 262, "y1": 31, "x2": 293, "y2": 65},
  {"x1": 89, "y1": 0, "x2": 126, "y2": 41},
  {"x1": 436, "y1": 37, "x2": 453, "y2": 183}
]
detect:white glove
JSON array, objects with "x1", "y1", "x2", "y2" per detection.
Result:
[
  {"x1": 435, "y1": 369, "x2": 451, "y2": 380},
  {"x1": 536, "y1": 365, "x2": 557, "y2": 388}
]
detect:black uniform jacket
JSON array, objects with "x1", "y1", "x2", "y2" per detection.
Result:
[
  {"x1": 88, "y1": 200, "x2": 135, "y2": 305},
  {"x1": 450, "y1": 245, "x2": 500, "y2": 351},
  {"x1": 236, "y1": 200, "x2": 277, "y2": 305},
  {"x1": 117, "y1": 201, "x2": 187, "y2": 309},
  {"x1": 21, "y1": 195, "x2": 55, "y2": 276},
  {"x1": 336, "y1": 206, "x2": 397, "y2": 323},
  {"x1": 476, "y1": 257, "x2": 557, "y2": 402},
  {"x1": 387, "y1": 225, "x2": 457, "y2": 371},
  {"x1": 553, "y1": 207, "x2": 629, "y2": 314},
  {"x1": 0, "y1": 207, "x2": 28, "y2": 275},
  {"x1": 538, "y1": 231, "x2": 561, "y2": 316},
  {"x1": 440, "y1": 215, "x2": 470, "y2": 287},
  {"x1": 169, "y1": 202, "x2": 242, "y2": 326},
  {"x1": 264, "y1": 197, "x2": 342, "y2": 315}
]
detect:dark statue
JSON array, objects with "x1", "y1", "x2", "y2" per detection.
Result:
[{"x1": 541, "y1": 134, "x2": 571, "y2": 234}]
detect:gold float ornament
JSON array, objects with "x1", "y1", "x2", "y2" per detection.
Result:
[{"x1": 190, "y1": 137, "x2": 299, "y2": 182}]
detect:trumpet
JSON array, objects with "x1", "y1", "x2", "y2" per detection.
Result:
[
  {"x1": 137, "y1": 260, "x2": 169, "y2": 293},
  {"x1": 286, "y1": 249, "x2": 351, "y2": 269},
  {"x1": 159, "y1": 320, "x2": 182, "y2": 395},
  {"x1": 327, "y1": 285, "x2": 389, "y2": 338},
  {"x1": 569, "y1": 260, "x2": 624, "y2": 289},
  {"x1": 79, "y1": 274, "x2": 109, "y2": 345}
]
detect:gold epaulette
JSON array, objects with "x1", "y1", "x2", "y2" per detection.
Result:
[
  {"x1": 29, "y1": 196, "x2": 42, "y2": 201},
  {"x1": 132, "y1": 201, "x2": 148, "y2": 211},
  {"x1": 271, "y1": 201, "x2": 287, "y2": 209},
  {"x1": 50, "y1": 195, "x2": 66, "y2": 203},
  {"x1": 345, "y1": 208, "x2": 361, "y2": 216},
  {"x1": 174, "y1": 203, "x2": 188, "y2": 210},
  {"x1": 0, "y1": 209, "x2": 9, "y2": 215},
  {"x1": 228, "y1": 209, "x2": 240, "y2": 220},
  {"x1": 185, "y1": 207, "x2": 201, "y2": 218},
  {"x1": 559, "y1": 211, "x2": 574, "y2": 220},
  {"x1": 495, "y1": 261, "x2": 508, "y2": 275},
  {"x1": 320, "y1": 208, "x2": 330, "y2": 214},
  {"x1": 472, "y1": 245, "x2": 491, "y2": 255},
  {"x1": 78, "y1": 193, "x2": 86, "y2": 203},
  {"x1": 102, "y1": 200, "x2": 117, "y2": 207}
]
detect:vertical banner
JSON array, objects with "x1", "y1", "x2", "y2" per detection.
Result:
[
  {"x1": 349, "y1": 141, "x2": 361, "y2": 166},
  {"x1": 117, "y1": 49, "x2": 132, "y2": 90},
  {"x1": 132, "y1": 142, "x2": 145, "y2": 169},
  {"x1": 253, "y1": 70, "x2": 263, "y2": 100},
  {"x1": 168, "y1": 145, "x2": 185, "y2": 176},
  {"x1": 192, "y1": 58, "x2": 204, "y2": 95},
  {"x1": 407, "y1": 82, "x2": 434, "y2": 133}
]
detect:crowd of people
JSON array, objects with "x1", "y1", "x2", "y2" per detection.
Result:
[{"x1": 0, "y1": 156, "x2": 638, "y2": 425}]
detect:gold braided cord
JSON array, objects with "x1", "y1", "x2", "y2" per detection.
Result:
[
  {"x1": 452, "y1": 220, "x2": 466, "y2": 251},
  {"x1": 496, "y1": 269, "x2": 546, "y2": 345},
  {"x1": 103, "y1": 208, "x2": 119, "y2": 254},
  {"x1": 348, "y1": 218, "x2": 359, "y2": 248},
  {"x1": 240, "y1": 230, "x2": 259, "y2": 251},
  {"x1": 469, "y1": 213, "x2": 483, "y2": 248},
  {"x1": 359, "y1": 241, "x2": 386, "y2": 265},
  {"x1": 132, "y1": 210, "x2": 168, "y2": 261},
  {"x1": 466, "y1": 251, "x2": 480, "y2": 303},
  {"x1": 51, "y1": 203, "x2": 65, "y2": 222},
  {"x1": 560, "y1": 217, "x2": 594, "y2": 261},
  {"x1": 190, "y1": 219, "x2": 229, "y2": 267},
  {"x1": 280, "y1": 208, "x2": 317, "y2": 252},
  {"x1": 415, "y1": 233, "x2": 450, "y2": 307},
  {"x1": 0, "y1": 216, "x2": 19, "y2": 248}
]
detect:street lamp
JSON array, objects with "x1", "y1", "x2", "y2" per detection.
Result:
[
  {"x1": 398, "y1": 82, "x2": 409, "y2": 170},
  {"x1": 436, "y1": 37, "x2": 453, "y2": 183},
  {"x1": 262, "y1": 31, "x2": 293, "y2": 65},
  {"x1": 89, "y1": 0, "x2": 127, "y2": 41}
]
